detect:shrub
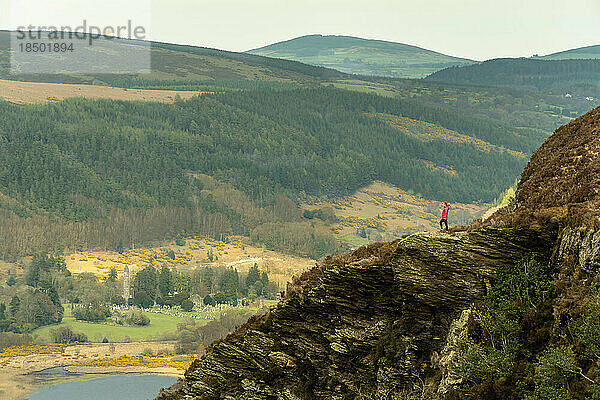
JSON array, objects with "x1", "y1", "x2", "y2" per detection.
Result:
[
  {"x1": 488, "y1": 256, "x2": 552, "y2": 312},
  {"x1": 0, "y1": 332, "x2": 33, "y2": 349},
  {"x1": 133, "y1": 291, "x2": 154, "y2": 309},
  {"x1": 214, "y1": 292, "x2": 227, "y2": 304},
  {"x1": 181, "y1": 299, "x2": 194, "y2": 312},
  {"x1": 73, "y1": 305, "x2": 111, "y2": 322},
  {"x1": 156, "y1": 348, "x2": 173, "y2": 356},
  {"x1": 111, "y1": 295, "x2": 126, "y2": 306},
  {"x1": 203, "y1": 294, "x2": 216, "y2": 306},
  {"x1": 126, "y1": 311, "x2": 150, "y2": 326},
  {"x1": 452, "y1": 257, "x2": 554, "y2": 396},
  {"x1": 50, "y1": 326, "x2": 88, "y2": 344},
  {"x1": 536, "y1": 347, "x2": 579, "y2": 388}
]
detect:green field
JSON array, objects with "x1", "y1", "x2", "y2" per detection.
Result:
[
  {"x1": 33, "y1": 308, "x2": 197, "y2": 343},
  {"x1": 340, "y1": 234, "x2": 371, "y2": 247}
]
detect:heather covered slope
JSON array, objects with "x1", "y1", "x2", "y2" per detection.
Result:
[
  {"x1": 484, "y1": 105, "x2": 600, "y2": 228},
  {"x1": 516, "y1": 106, "x2": 600, "y2": 216}
]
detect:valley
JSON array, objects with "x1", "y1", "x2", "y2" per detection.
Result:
[{"x1": 0, "y1": 20, "x2": 599, "y2": 400}]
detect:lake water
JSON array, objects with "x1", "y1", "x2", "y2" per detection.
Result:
[{"x1": 25, "y1": 374, "x2": 177, "y2": 400}]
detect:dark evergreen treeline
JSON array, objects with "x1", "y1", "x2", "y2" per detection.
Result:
[
  {"x1": 110, "y1": 77, "x2": 300, "y2": 92},
  {"x1": 215, "y1": 87, "x2": 538, "y2": 152},
  {"x1": 427, "y1": 58, "x2": 600, "y2": 90}
]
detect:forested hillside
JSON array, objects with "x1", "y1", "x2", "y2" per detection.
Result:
[
  {"x1": 0, "y1": 87, "x2": 525, "y2": 258},
  {"x1": 426, "y1": 58, "x2": 600, "y2": 89},
  {"x1": 248, "y1": 34, "x2": 474, "y2": 79}
]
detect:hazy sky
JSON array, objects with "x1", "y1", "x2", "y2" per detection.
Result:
[{"x1": 2, "y1": 0, "x2": 600, "y2": 61}]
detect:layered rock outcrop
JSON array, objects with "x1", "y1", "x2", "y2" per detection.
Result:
[
  {"x1": 159, "y1": 106, "x2": 600, "y2": 399},
  {"x1": 158, "y1": 228, "x2": 554, "y2": 400}
]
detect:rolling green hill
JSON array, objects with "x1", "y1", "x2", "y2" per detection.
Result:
[
  {"x1": 426, "y1": 58, "x2": 600, "y2": 89},
  {"x1": 247, "y1": 34, "x2": 475, "y2": 79},
  {"x1": 540, "y1": 44, "x2": 600, "y2": 60},
  {"x1": 0, "y1": 30, "x2": 347, "y2": 88}
]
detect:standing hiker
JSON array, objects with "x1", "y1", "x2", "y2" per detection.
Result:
[{"x1": 440, "y1": 202, "x2": 450, "y2": 232}]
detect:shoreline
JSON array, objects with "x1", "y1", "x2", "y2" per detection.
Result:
[{"x1": 0, "y1": 342, "x2": 189, "y2": 400}]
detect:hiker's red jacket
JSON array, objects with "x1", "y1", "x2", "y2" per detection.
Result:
[{"x1": 442, "y1": 205, "x2": 450, "y2": 219}]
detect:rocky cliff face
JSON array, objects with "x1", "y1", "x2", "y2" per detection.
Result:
[
  {"x1": 158, "y1": 228, "x2": 554, "y2": 400},
  {"x1": 159, "y1": 106, "x2": 600, "y2": 400}
]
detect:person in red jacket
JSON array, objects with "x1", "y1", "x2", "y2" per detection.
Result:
[{"x1": 440, "y1": 202, "x2": 450, "y2": 232}]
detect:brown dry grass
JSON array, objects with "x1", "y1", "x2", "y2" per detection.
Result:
[{"x1": 0, "y1": 79, "x2": 207, "y2": 104}]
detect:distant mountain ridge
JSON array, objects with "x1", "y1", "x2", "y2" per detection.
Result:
[
  {"x1": 540, "y1": 44, "x2": 600, "y2": 60},
  {"x1": 248, "y1": 34, "x2": 475, "y2": 79},
  {"x1": 426, "y1": 57, "x2": 600, "y2": 90},
  {"x1": 0, "y1": 30, "x2": 348, "y2": 86}
]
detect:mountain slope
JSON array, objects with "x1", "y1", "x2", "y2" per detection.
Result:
[
  {"x1": 0, "y1": 88, "x2": 527, "y2": 258},
  {"x1": 540, "y1": 44, "x2": 600, "y2": 60},
  {"x1": 0, "y1": 30, "x2": 347, "y2": 87},
  {"x1": 248, "y1": 34, "x2": 475, "y2": 79},
  {"x1": 426, "y1": 57, "x2": 600, "y2": 89}
]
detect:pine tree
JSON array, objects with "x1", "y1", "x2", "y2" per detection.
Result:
[{"x1": 159, "y1": 265, "x2": 173, "y2": 298}]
